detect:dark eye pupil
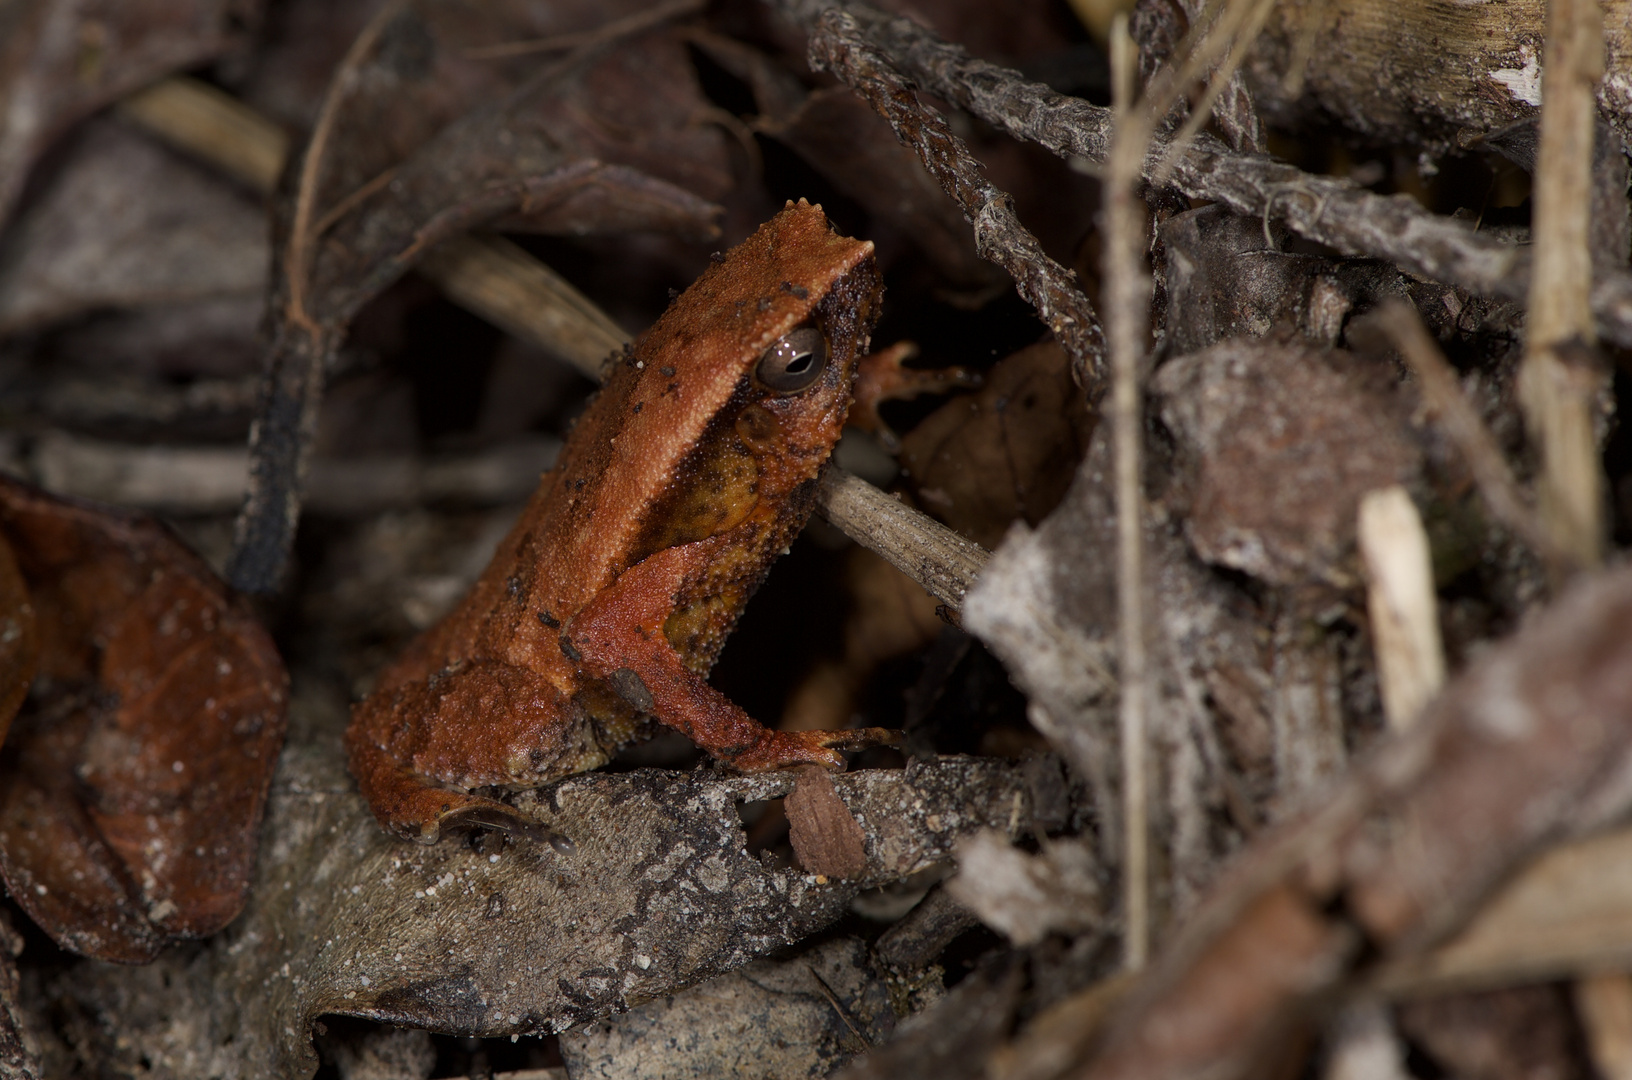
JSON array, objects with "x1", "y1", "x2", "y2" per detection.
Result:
[{"x1": 756, "y1": 326, "x2": 827, "y2": 392}]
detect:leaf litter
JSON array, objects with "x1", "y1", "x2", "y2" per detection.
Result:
[{"x1": 3, "y1": 1, "x2": 1632, "y2": 1078}]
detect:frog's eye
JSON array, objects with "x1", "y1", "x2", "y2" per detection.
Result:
[{"x1": 756, "y1": 326, "x2": 828, "y2": 393}]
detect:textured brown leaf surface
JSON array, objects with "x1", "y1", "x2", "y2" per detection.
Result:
[
  {"x1": 787, "y1": 764, "x2": 869, "y2": 879},
  {"x1": 0, "y1": 475, "x2": 287, "y2": 963}
]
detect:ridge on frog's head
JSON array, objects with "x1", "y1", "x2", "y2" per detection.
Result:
[
  {"x1": 593, "y1": 199, "x2": 877, "y2": 502},
  {"x1": 539, "y1": 199, "x2": 882, "y2": 608}
]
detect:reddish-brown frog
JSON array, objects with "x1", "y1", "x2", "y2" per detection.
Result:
[{"x1": 346, "y1": 200, "x2": 898, "y2": 843}]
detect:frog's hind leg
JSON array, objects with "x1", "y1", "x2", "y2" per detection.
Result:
[
  {"x1": 566, "y1": 539, "x2": 899, "y2": 773},
  {"x1": 345, "y1": 663, "x2": 585, "y2": 846},
  {"x1": 345, "y1": 717, "x2": 565, "y2": 845}
]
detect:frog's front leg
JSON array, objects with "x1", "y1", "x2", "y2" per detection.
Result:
[
  {"x1": 346, "y1": 660, "x2": 594, "y2": 844},
  {"x1": 565, "y1": 538, "x2": 897, "y2": 772}
]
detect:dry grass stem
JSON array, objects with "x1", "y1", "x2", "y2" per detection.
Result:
[
  {"x1": 1377, "y1": 823, "x2": 1632, "y2": 994},
  {"x1": 1151, "y1": 0, "x2": 1279, "y2": 177},
  {"x1": 115, "y1": 78, "x2": 289, "y2": 194},
  {"x1": 1357, "y1": 487, "x2": 1445, "y2": 731},
  {"x1": 417, "y1": 236, "x2": 628, "y2": 380},
  {"x1": 1576, "y1": 974, "x2": 1632, "y2": 1080},
  {"x1": 1374, "y1": 300, "x2": 1568, "y2": 573},
  {"x1": 1520, "y1": 0, "x2": 1608, "y2": 570},
  {"x1": 1105, "y1": 14, "x2": 1150, "y2": 973}
]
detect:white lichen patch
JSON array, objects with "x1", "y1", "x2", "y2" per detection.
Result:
[{"x1": 1490, "y1": 47, "x2": 1543, "y2": 107}]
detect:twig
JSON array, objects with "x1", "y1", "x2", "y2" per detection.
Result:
[
  {"x1": 1356, "y1": 487, "x2": 1445, "y2": 731},
  {"x1": 1104, "y1": 16, "x2": 1151, "y2": 974},
  {"x1": 282, "y1": 0, "x2": 408, "y2": 337},
  {"x1": 1519, "y1": 0, "x2": 1607, "y2": 572},
  {"x1": 417, "y1": 236, "x2": 626, "y2": 380},
  {"x1": 222, "y1": 0, "x2": 409, "y2": 594},
  {"x1": 460, "y1": 0, "x2": 707, "y2": 59},
  {"x1": 30, "y1": 431, "x2": 561, "y2": 515},
  {"x1": 814, "y1": 467, "x2": 990, "y2": 616},
  {"x1": 1370, "y1": 300, "x2": 1570, "y2": 574},
  {"x1": 800, "y1": 7, "x2": 1108, "y2": 392},
  {"x1": 811, "y1": 1, "x2": 1632, "y2": 348},
  {"x1": 1149, "y1": 0, "x2": 1279, "y2": 177},
  {"x1": 116, "y1": 78, "x2": 290, "y2": 194}
]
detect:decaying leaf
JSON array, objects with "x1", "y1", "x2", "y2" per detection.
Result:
[
  {"x1": 900, "y1": 341, "x2": 1094, "y2": 549},
  {"x1": 560, "y1": 936, "x2": 895, "y2": 1078},
  {"x1": 1153, "y1": 336, "x2": 1421, "y2": 589},
  {"x1": 0, "y1": 118, "x2": 267, "y2": 338},
  {"x1": 27, "y1": 672, "x2": 1042, "y2": 1077},
  {"x1": 787, "y1": 764, "x2": 869, "y2": 879},
  {"x1": 0, "y1": 0, "x2": 257, "y2": 226},
  {"x1": 0, "y1": 475, "x2": 288, "y2": 963}
]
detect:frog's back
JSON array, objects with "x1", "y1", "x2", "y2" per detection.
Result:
[{"x1": 381, "y1": 201, "x2": 876, "y2": 691}]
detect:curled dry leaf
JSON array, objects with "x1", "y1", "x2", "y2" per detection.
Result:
[
  {"x1": 899, "y1": 341, "x2": 1094, "y2": 550},
  {"x1": 0, "y1": 476, "x2": 288, "y2": 964},
  {"x1": 0, "y1": 0, "x2": 255, "y2": 226}
]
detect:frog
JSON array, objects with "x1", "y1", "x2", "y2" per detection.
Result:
[{"x1": 346, "y1": 200, "x2": 901, "y2": 843}]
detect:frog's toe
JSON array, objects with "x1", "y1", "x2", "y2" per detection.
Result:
[
  {"x1": 816, "y1": 727, "x2": 902, "y2": 752},
  {"x1": 725, "y1": 727, "x2": 902, "y2": 773},
  {"x1": 346, "y1": 719, "x2": 569, "y2": 846},
  {"x1": 439, "y1": 797, "x2": 572, "y2": 850}
]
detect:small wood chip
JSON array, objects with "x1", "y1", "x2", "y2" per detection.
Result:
[{"x1": 787, "y1": 766, "x2": 868, "y2": 880}]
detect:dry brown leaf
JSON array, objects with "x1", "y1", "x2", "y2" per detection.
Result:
[
  {"x1": 900, "y1": 342, "x2": 1093, "y2": 550},
  {"x1": 0, "y1": 476, "x2": 287, "y2": 963}
]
